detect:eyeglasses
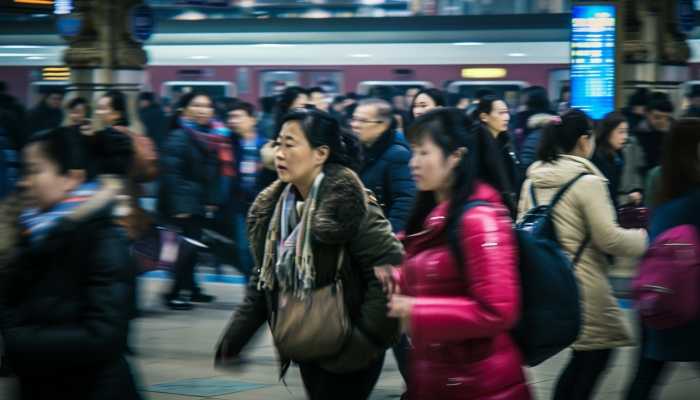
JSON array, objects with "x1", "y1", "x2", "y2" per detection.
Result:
[{"x1": 351, "y1": 117, "x2": 384, "y2": 124}]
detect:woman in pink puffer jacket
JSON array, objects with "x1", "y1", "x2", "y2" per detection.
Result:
[{"x1": 379, "y1": 108, "x2": 531, "y2": 400}]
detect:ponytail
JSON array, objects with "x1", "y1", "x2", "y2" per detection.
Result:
[{"x1": 537, "y1": 108, "x2": 591, "y2": 163}]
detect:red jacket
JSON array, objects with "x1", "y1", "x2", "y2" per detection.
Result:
[{"x1": 398, "y1": 182, "x2": 531, "y2": 400}]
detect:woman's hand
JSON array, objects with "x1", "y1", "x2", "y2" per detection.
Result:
[
  {"x1": 374, "y1": 265, "x2": 400, "y2": 297},
  {"x1": 628, "y1": 191, "x2": 643, "y2": 205},
  {"x1": 387, "y1": 294, "x2": 415, "y2": 319}
]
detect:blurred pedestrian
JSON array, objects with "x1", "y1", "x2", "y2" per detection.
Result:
[
  {"x1": 215, "y1": 108, "x2": 402, "y2": 400},
  {"x1": 27, "y1": 88, "x2": 64, "y2": 135},
  {"x1": 633, "y1": 94, "x2": 673, "y2": 177},
  {"x1": 273, "y1": 86, "x2": 308, "y2": 136},
  {"x1": 409, "y1": 88, "x2": 446, "y2": 122},
  {"x1": 159, "y1": 92, "x2": 226, "y2": 310},
  {"x1": 138, "y1": 92, "x2": 167, "y2": 150},
  {"x1": 591, "y1": 111, "x2": 642, "y2": 207},
  {"x1": 625, "y1": 118, "x2": 700, "y2": 400},
  {"x1": 383, "y1": 107, "x2": 531, "y2": 399},
  {"x1": 0, "y1": 127, "x2": 141, "y2": 399},
  {"x1": 64, "y1": 97, "x2": 90, "y2": 127},
  {"x1": 518, "y1": 109, "x2": 648, "y2": 400},
  {"x1": 471, "y1": 95, "x2": 520, "y2": 211},
  {"x1": 225, "y1": 101, "x2": 276, "y2": 277}
]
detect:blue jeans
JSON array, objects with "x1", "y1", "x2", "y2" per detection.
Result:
[{"x1": 233, "y1": 211, "x2": 254, "y2": 277}]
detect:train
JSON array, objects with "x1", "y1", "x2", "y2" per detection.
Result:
[{"x1": 0, "y1": 63, "x2": 572, "y2": 108}]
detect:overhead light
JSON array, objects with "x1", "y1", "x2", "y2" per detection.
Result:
[
  {"x1": 508, "y1": 52, "x2": 527, "y2": 57},
  {"x1": 0, "y1": 45, "x2": 43, "y2": 49},
  {"x1": 349, "y1": 53, "x2": 372, "y2": 58},
  {"x1": 461, "y1": 68, "x2": 507, "y2": 79},
  {"x1": 0, "y1": 53, "x2": 39, "y2": 57},
  {"x1": 25, "y1": 56, "x2": 46, "y2": 60},
  {"x1": 360, "y1": 0, "x2": 384, "y2": 5},
  {"x1": 251, "y1": 44, "x2": 296, "y2": 48},
  {"x1": 175, "y1": 11, "x2": 207, "y2": 21},
  {"x1": 189, "y1": 55, "x2": 210, "y2": 60},
  {"x1": 453, "y1": 42, "x2": 484, "y2": 46}
]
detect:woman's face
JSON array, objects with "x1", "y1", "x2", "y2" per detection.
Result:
[
  {"x1": 275, "y1": 120, "x2": 327, "y2": 188},
  {"x1": 480, "y1": 100, "x2": 510, "y2": 136},
  {"x1": 291, "y1": 93, "x2": 309, "y2": 110},
  {"x1": 68, "y1": 104, "x2": 87, "y2": 125},
  {"x1": 409, "y1": 135, "x2": 461, "y2": 194},
  {"x1": 19, "y1": 143, "x2": 82, "y2": 211},
  {"x1": 608, "y1": 121, "x2": 629, "y2": 151},
  {"x1": 183, "y1": 95, "x2": 214, "y2": 126},
  {"x1": 412, "y1": 93, "x2": 439, "y2": 118},
  {"x1": 95, "y1": 96, "x2": 120, "y2": 127}
]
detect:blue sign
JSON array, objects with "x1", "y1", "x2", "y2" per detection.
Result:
[
  {"x1": 678, "y1": 0, "x2": 695, "y2": 33},
  {"x1": 129, "y1": 5, "x2": 156, "y2": 43},
  {"x1": 570, "y1": 4, "x2": 617, "y2": 120},
  {"x1": 56, "y1": 14, "x2": 82, "y2": 38}
]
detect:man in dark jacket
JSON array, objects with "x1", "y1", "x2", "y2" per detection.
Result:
[
  {"x1": 27, "y1": 88, "x2": 64, "y2": 135},
  {"x1": 351, "y1": 98, "x2": 415, "y2": 388},
  {"x1": 138, "y1": 92, "x2": 167, "y2": 149},
  {"x1": 351, "y1": 98, "x2": 416, "y2": 234},
  {"x1": 633, "y1": 95, "x2": 673, "y2": 177}
]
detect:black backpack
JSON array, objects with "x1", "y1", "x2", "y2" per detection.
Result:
[{"x1": 448, "y1": 173, "x2": 589, "y2": 366}]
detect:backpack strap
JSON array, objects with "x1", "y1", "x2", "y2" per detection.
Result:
[
  {"x1": 448, "y1": 200, "x2": 491, "y2": 276},
  {"x1": 529, "y1": 182, "x2": 538, "y2": 207},
  {"x1": 549, "y1": 172, "x2": 589, "y2": 208}
]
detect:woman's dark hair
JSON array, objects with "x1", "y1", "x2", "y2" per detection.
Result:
[
  {"x1": 410, "y1": 88, "x2": 446, "y2": 115},
  {"x1": 67, "y1": 97, "x2": 90, "y2": 114},
  {"x1": 524, "y1": 86, "x2": 551, "y2": 113},
  {"x1": 657, "y1": 118, "x2": 700, "y2": 203},
  {"x1": 595, "y1": 111, "x2": 627, "y2": 159},
  {"x1": 26, "y1": 127, "x2": 86, "y2": 174},
  {"x1": 404, "y1": 107, "x2": 512, "y2": 235},
  {"x1": 279, "y1": 107, "x2": 363, "y2": 172},
  {"x1": 168, "y1": 91, "x2": 213, "y2": 131},
  {"x1": 102, "y1": 90, "x2": 129, "y2": 126},
  {"x1": 274, "y1": 86, "x2": 308, "y2": 134},
  {"x1": 537, "y1": 108, "x2": 592, "y2": 163},
  {"x1": 470, "y1": 94, "x2": 505, "y2": 124}
]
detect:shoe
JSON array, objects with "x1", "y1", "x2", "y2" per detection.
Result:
[
  {"x1": 163, "y1": 294, "x2": 193, "y2": 310},
  {"x1": 191, "y1": 292, "x2": 216, "y2": 303}
]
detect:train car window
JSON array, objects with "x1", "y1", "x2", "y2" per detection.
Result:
[
  {"x1": 162, "y1": 81, "x2": 237, "y2": 103},
  {"x1": 446, "y1": 80, "x2": 529, "y2": 108},
  {"x1": 356, "y1": 81, "x2": 433, "y2": 97},
  {"x1": 259, "y1": 71, "x2": 302, "y2": 97}
]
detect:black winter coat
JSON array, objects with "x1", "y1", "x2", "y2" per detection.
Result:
[
  {"x1": 0, "y1": 189, "x2": 140, "y2": 400},
  {"x1": 159, "y1": 128, "x2": 225, "y2": 218},
  {"x1": 359, "y1": 130, "x2": 415, "y2": 233}
]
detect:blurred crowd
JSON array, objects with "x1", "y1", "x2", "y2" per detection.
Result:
[{"x1": 0, "y1": 79, "x2": 698, "y2": 400}]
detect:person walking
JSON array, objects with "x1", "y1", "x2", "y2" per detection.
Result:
[
  {"x1": 381, "y1": 107, "x2": 531, "y2": 399},
  {"x1": 517, "y1": 109, "x2": 648, "y2": 400},
  {"x1": 215, "y1": 108, "x2": 403, "y2": 400}
]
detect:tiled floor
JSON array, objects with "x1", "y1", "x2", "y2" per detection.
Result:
[{"x1": 2, "y1": 275, "x2": 699, "y2": 399}]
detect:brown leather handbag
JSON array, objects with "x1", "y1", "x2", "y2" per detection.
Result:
[{"x1": 271, "y1": 248, "x2": 351, "y2": 361}]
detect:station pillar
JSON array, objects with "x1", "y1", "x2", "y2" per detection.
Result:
[
  {"x1": 62, "y1": 0, "x2": 149, "y2": 133},
  {"x1": 619, "y1": 0, "x2": 691, "y2": 108}
]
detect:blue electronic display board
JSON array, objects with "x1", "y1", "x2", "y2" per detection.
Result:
[{"x1": 570, "y1": 4, "x2": 617, "y2": 120}]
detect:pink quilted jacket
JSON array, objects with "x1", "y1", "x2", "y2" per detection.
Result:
[{"x1": 397, "y1": 182, "x2": 531, "y2": 400}]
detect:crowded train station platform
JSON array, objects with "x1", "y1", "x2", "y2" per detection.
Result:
[{"x1": 0, "y1": 0, "x2": 699, "y2": 399}]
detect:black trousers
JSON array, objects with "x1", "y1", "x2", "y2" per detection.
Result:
[
  {"x1": 625, "y1": 357, "x2": 700, "y2": 400},
  {"x1": 298, "y1": 352, "x2": 385, "y2": 400},
  {"x1": 168, "y1": 217, "x2": 204, "y2": 298},
  {"x1": 553, "y1": 349, "x2": 614, "y2": 400},
  {"x1": 393, "y1": 334, "x2": 410, "y2": 383}
]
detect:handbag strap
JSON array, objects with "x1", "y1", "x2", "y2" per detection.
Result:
[{"x1": 334, "y1": 247, "x2": 345, "y2": 282}]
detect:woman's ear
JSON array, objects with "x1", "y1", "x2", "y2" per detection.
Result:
[
  {"x1": 314, "y1": 145, "x2": 330, "y2": 166},
  {"x1": 448, "y1": 147, "x2": 467, "y2": 169}
]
